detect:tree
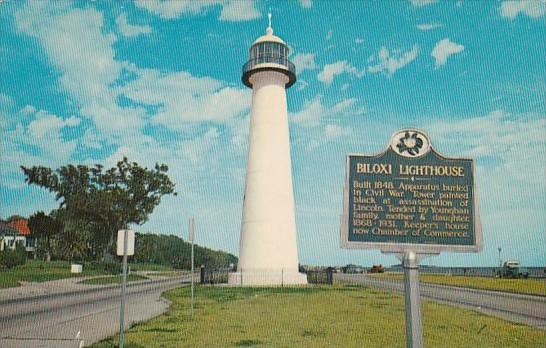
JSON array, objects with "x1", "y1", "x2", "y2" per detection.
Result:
[
  {"x1": 21, "y1": 157, "x2": 176, "y2": 258},
  {"x1": 28, "y1": 211, "x2": 63, "y2": 261},
  {"x1": 133, "y1": 232, "x2": 237, "y2": 269}
]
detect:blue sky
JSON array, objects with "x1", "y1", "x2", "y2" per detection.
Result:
[{"x1": 1, "y1": 0, "x2": 545, "y2": 267}]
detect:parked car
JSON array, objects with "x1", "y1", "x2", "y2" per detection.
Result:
[
  {"x1": 497, "y1": 260, "x2": 529, "y2": 278},
  {"x1": 370, "y1": 264, "x2": 385, "y2": 273}
]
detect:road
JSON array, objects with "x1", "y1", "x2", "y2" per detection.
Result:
[
  {"x1": 0, "y1": 276, "x2": 190, "y2": 348},
  {"x1": 335, "y1": 273, "x2": 546, "y2": 329}
]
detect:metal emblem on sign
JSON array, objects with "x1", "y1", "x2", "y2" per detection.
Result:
[{"x1": 390, "y1": 129, "x2": 430, "y2": 158}]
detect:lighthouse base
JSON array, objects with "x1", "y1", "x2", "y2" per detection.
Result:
[{"x1": 228, "y1": 270, "x2": 308, "y2": 286}]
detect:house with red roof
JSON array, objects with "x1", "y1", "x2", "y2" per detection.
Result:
[{"x1": 0, "y1": 216, "x2": 36, "y2": 254}]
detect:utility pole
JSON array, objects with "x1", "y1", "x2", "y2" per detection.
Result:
[{"x1": 189, "y1": 218, "x2": 195, "y2": 317}]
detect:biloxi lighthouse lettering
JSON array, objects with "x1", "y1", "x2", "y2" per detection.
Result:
[
  {"x1": 342, "y1": 129, "x2": 481, "y2": 252},
  {"x1": 356, "y1": 163, "x2": 465, "y2": 177}
]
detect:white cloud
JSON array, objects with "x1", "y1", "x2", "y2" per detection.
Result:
[
  {"x1": 116, "y1": 13, "x2": 152, "y2": 37},
  {"x1": 296, "y1": 79, "x2": 310, "y2": 91},
  {"x1": 19, "y1": 105, "x2": 36, "y2": 116},
  {"x1": 500, "y1": 0, "x2": 546, "y2": 19},
  {"x1": 291, "y1": 96, "x2": 364, "y2": 127},
  {"x1": 134, "y1": 0, "x2": 261, "y2": 21},
  {"x1": 15, "y1": 3, "x2": 145, "y2": 135},
  {"x1": 182, "y1": 128, "x2": 220, "y2": 162},
  {"x1": 326, "y1": 30, "x2": 333, "y2": 41},
  {"x1": 324, "y1": 124, "x2": 352, "y2": 140},
  {"x1": 409, "y1": 0, "x2": 439, "y2": 7},
  {"x1": 15, "y1": 2, "x2": 250, "y2": 139},
  {"x1": 134, "y1": 0, "x2": 219, "y2": 19},
  {"x1": 317, "y1": 60, "x2": 364, "y2": 85},
  {"x1": 1, "y1": 107, "x2": 82, "y2": 189},
  {"x1": 426, "y1": 110, "x2": 546, "y2": 195},
  {"x1": 122, "y1": 68, "x2": 250, "y2": 128},
  {"x1": 416, "y1": 23, "x2": 443, "y2": 31},
  {"x1": 368, "y1": 45, "x2": 419, "y2": 77},
  {"x1": 299, "y1": 0, "x2": 313, "y2": 8},
  {"x1": 219, "y1": 0, "x2": 261, "y2": 21},
  {"x1": 355, "y1": 37, "x2": 365, "y2": 44},
  {"x1": 291, "y1": 53, "x2": 317, "y2": 74},
  {"x1": 291, "y1": 97, "x2": 327, "y2": 126},
  {"x1": 0, "y1": 93, "x2": 14, "y2": 109},
  {"x1": 228, "y1": 116, "x2": 250, "y2": 151},
  {"x1": 431, "y1": 38, "x2": 464, "y2": 68}
]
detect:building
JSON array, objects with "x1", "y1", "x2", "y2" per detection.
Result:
[{"x1": 0, "y1": 216, "x2": 36, "y2": 254}]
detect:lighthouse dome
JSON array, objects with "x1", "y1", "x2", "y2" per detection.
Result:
[
  {"x1": 252, "y1": 27, "x2": 286, "y2": 45},
  {"x1": 242, "y1": 25, "x2": 296, "y2": 89}
]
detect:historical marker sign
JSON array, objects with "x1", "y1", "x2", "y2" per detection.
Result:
[{"x1": 341, "y1": 129, "x2": 482, "y2": 254}]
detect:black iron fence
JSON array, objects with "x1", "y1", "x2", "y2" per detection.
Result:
[
  {"x1": 306, "y1": 270, "x2": 334, "y2": 285},
  {"x1": 198, "y1": 266, "x2": 335, "y2": 285},
  {"x1": 200, "y1": 266, "x2": 229, "y2": 285}
]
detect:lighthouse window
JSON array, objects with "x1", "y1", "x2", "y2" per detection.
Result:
[
  {"x1": 264, "y1": 43, "x2": 272, "y2": 58},
  {"x1": 249, "y1": 43, "x2": 288, "y2": 65},
  {"x1": 273, "y1": 43, "x2": 282, "y2": 58}
]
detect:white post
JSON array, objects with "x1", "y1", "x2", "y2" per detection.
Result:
[
  {"x1": 189, "y1": 218, "x2": 195, "y2": 318},
  {"x1": 403, "y1": 251, "x2": 423, "y2": 348},
  {"x1": 119, "y1": 229, "x2": 128, "y2": 348}
]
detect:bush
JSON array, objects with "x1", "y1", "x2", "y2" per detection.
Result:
[
  {"x1": 0, "y1": 242, "x2": 27, "y2": 269},
  {"x1": 84, "y1": 261, "x2": 122, "y2": 274}
]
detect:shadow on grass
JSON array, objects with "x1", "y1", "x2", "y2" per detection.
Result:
[
  {"x1": 168, "y1": 285, "x2": 332, "y2": 304},
  {"x1": 92, "y1": 341, "x2": 145, "y2": 348},
  {"x1": 235, "y1": 339, "x2": 263, "y2": 347}
]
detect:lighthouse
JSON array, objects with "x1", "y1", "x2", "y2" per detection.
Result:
[{"x1": 228, "y1": 15, "x2": 307, "y2": 285}]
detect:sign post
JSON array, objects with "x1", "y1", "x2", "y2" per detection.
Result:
[
  {"x1": 117, "y1": 229, "x2": 135, "y2": 348},
  {"x1": 188, "y1": 218, "x2": 195, "y2": 318},
  {"x1": 400, "y1": 251, "x2": 424, "y2": 348},
  {"x1": 341, "y1": 129, "x2": 482, "y2": 348}
]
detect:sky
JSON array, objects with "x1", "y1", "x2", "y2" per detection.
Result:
[{"x1": 1, "y1": 0, "x2": 545, "y2": 267}]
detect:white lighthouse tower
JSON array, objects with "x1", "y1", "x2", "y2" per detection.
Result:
[{"x1": 229, "y1": 15, "x2": 307, "y2": 286}]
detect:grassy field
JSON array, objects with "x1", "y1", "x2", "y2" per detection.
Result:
[
  {"x1": 0, "y1": 260, "x2": 111, "y2": 289},
  {"x1": 79, "y1": 274, "x2": 148, "y2": 285},
  {"x1": 371, "y1": 273, "x2": 546, "y2": 296},
  {"x1": 92, "y1": 285, "x2": 545, "y2": 348},
  {"x1": 0, "y1": 260, "x2": 175, "y2": 289}
]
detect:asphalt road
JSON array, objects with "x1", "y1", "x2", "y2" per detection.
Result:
[
  {"x1": 335, "y1": 273, "x2": 546, "y2": 329},
  {"x1": 0, "y1": 276, "x2": 190, "y2": 348}
]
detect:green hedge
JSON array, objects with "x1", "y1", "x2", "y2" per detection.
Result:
[{"x1": 0, "y1": 243, "x2": 27, "y2": 269}]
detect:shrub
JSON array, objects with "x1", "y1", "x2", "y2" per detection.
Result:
[{"x1": 0, "y1": 242, "x2": 27, "y2": 269}]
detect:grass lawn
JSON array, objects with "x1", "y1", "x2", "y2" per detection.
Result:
[
  {"x1": 0, "y1": 260, "x2": 175, "y2": 289},
  {"x1": 92, "y1": 285, "x2": 545, "y2": 348},
  {"x1": 0, "y1": 260, "x2": 111, "y2": 289},
  {"x1": 79, "y1": 274, "x2": 148, "y2": 285},
  {"x1": 371, "y1": 273, "x2": 546, "y2": 296}
]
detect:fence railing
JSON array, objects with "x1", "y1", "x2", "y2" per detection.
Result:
[
  {"x1": 242, "y1": 56, "x2": 296, "y2": 75},
  {"x1": 199, "y1": 266, "x2": 334, "y2": 286}
]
